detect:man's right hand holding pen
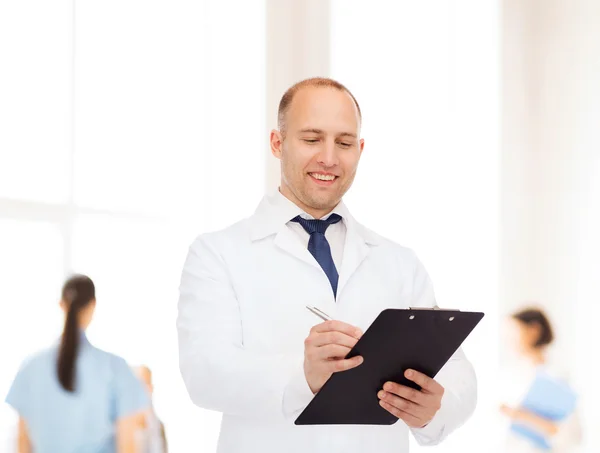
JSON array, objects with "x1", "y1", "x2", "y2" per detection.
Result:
[{"x1": 303, "y1": 306, "x2": 364, "y2": 394}]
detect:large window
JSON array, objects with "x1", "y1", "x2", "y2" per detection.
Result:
[
  {"x1": 0, "y1": 1, "x2": 265, "y2": 451},
  {"x1": 331, "y1": 1, "x2": 500, "y2": 451}
]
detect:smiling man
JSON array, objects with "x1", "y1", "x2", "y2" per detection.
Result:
[
  {"x1": 274, "y1": 80, "x2": 363, "y2": 220},
  {"x1": 177, "y1": 78, "x2": 477, "y2": 453}
]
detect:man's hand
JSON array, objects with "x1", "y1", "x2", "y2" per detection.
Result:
[
  {"x1": 377, "y1": 369, "x2": 444, "y2": 428},
  {"x1": 304, "y1": 320, "x2": 364, "y2": 394}
]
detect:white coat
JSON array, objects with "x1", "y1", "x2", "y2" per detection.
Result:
[{"x1": 177, "y1": 192, "x2": 478, "y2": 453}]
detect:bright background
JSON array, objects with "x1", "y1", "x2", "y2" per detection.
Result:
[{"x1": 1, "y1": 1, "x2": 598, "y2": 452}]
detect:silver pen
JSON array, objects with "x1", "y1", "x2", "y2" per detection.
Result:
[{"x1": 306, "y1": 305, "x2": 332, "y2": 322}]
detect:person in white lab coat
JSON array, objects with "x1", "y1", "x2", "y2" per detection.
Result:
[{"x1": 177, "y1": 77, "x2": 478, "y2": 453}]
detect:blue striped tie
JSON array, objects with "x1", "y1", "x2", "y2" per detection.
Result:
[{"x1": 292, "y1": 214, "x2": 342, "y2": 297}]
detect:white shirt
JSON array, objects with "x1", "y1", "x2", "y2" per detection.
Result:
[
  {"x1": 279, "y1": 190, "x2": 346, "y2": 273},
  {"x1": 177, "y1": 191, "x2": 478, "y2": 453}
]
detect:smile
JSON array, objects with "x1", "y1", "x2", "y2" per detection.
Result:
[{"x1": 309, "y1": 172, "x2": 337, "y2": 182}]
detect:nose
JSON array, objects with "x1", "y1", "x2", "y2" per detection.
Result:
[{"x1": 316, "y1": 139, "x2": 339, "y2": 168}]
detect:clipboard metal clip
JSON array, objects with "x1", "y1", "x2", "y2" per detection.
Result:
[{"x1": 408, "y1": 306, "x2": 461, "y2": 311}]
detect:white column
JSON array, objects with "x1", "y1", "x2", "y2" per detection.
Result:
[
  {"x1": 502, "y1": 0, "x2": 599, "y2": 347},
  {"x1": 264, "y1": 0, "x2": 331, "y2": 192}
]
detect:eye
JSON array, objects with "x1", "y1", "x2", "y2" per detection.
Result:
[
  {"x1": 303, "y1": 139, "x2": 319, "y2": 144},
  {"x1": 338, "y1": 142, "x2": 352, "y2": 148}
]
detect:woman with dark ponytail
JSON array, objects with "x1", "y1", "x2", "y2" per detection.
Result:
[
  {"x1": 57, "y1": 274, "x2": 97, "y2": 392},
  {"x1": 5, "y1": 275, "x2": 149, "y2": 453}
]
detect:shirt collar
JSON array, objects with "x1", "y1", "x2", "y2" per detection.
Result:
[
  {"x1": 250, "y1": 189, "x2": 376, "y2": 244},
  {"x1": 273, "y1": 189, "x2": 348, "y2": 221},
  {"x1": 54, "y1": 329, "x2": 91, "y2": 349}
]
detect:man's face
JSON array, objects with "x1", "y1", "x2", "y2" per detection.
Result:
[{"x1": 271, "y1": 87, "x2": 364, "y2": 217}]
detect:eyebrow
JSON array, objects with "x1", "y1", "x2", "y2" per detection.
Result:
[
  {"x1": 298, "y1": 128, "x2": 357, "y2": 139},
  {"x1": 299, "y1": 128, "x2": 324, "y2": 135}
]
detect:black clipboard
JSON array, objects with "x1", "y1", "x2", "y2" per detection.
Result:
[{"x1": 295, "y1": 307, "x2": 484, "y2": 425}]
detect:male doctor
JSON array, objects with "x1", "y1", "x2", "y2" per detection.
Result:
[{"x1": 177, "y1": 78, "x2": 477, "y2": 453}]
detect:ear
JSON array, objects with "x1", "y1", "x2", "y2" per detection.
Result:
[
  {"x1": 359, "y1": 138, "x2": 365, "y2": 155},
  {"x1": 59, "y1": 300, "x2": 67, "y2": 311},
  {"x1": 270, "y1": 129, "x2": 284, "y2": 159},
  {"x1": 530, "y1": 322, "x2": 542, "y2": 339},
  {"x1": 522, "y1": 322, "x2": 540, "y2": 348}
]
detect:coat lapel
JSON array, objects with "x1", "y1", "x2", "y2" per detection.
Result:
[
  {"x1": 336, "y1": 212, "x2": 381, "y2": 298},
  {"x1": 273, "y1": 226, "x2": 320, "y2": 269},
  {"x1": 250, "y1": 194, "x2": 320, "y2": 270}
]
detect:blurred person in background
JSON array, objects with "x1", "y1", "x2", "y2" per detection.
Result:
[
  {"x1": 4, "y1": 274, "x2": 149, "y2": 453},
  {"x1": 134, "y1": 365, "x2": 168, "y2": 453},
  {"x1": 500, "y1": 307, "x2": 582, "y2": 452}
]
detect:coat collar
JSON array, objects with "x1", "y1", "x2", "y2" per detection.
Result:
[
  {"x1": 249, "y1": 190, "x2": 380, "y2": 246},
  {"x1": 249, "y1": 191, "x2": 381, "y2": 297}
]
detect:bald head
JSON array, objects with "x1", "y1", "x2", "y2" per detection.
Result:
[{"x1": 277, "y1": 77, "x2": 362, "y2": 137}]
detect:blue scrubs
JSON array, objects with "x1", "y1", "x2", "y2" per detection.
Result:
[{"x1": 5, "y1": 334, "x2": 149, "y2": 453}]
